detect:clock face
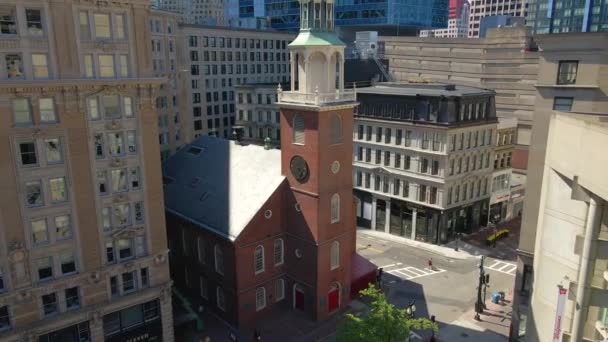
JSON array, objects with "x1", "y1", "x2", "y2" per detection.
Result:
[
  {"x1": 290, "y1": 155, "x2": 309, "y2": 183},
  {"x1": 331, "y1": 160, "x2": 340, "y2": 174}
]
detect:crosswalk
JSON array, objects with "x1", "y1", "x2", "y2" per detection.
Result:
[
  {"x1": 485, "y1": 260, "x2": 517, "y2": 276},
  {"x1": 379, "y1": 263, "x2": 446, "y2": 281}
]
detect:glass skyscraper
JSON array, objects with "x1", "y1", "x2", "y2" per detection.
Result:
[
  {"x1": 526, "y1": 0, "x2": 608, "y2": 34},
  {"x1": 239, "y1": 0, "x2": 448, "y2": 32}
]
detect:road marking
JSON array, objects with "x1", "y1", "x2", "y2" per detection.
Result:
[
  {"x1": 356, "y1": 244, "x2": 384, "y2": 253},
  {"x1": 410, "y1": 331, "x2": 423, "y2": 340},
  {"x1": 388, "y1": 266, "x2": 446, "y2": 280},
  {"x1": 486, "y1": 261, "x2": 517, "y2": 276},
  {"x1": 378, "y1": 262, "x2": 402, "y2": 269}
]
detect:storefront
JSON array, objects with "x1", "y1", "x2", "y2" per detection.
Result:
[
  {"x1": 38, "y1": 321, "x2": 91, "y2": 342},
  {"x1": 103, "y1": 299, "x2": 163, "y2": 342},
  {"x1": 489, "y1": 193, "x2": 510, "y2": 223}
]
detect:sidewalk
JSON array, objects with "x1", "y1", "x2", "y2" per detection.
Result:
[
  {"x1": 358, "y1": 228, "x2": 484, "y2": 260},
  {"x1": 457, "y1": 217, "x2": 522, "y2": 261},
  {"x1": 435, "y1": 291, "x2": 513, "y2": 342}
]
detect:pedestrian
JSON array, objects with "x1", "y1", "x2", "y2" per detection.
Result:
[
  {"x1": 377, "y1": 267, "x2": 384, "y2": 286},
  {"x1": 428, "y1": 257, "x2": 433, "y2": 271}
]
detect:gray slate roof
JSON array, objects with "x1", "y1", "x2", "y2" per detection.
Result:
[
  {"x1": 163, "y1": 136, "x2": 284, "y2": 241},
  {"x1": 356, "y1": 83, "x2": 494, "y2": 97}
]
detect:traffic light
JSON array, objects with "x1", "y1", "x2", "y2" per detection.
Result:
[{"x1": 485, "y1": 274, "x2": 490, "y2": 285}]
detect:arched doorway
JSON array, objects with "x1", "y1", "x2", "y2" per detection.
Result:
[
  {"x1": 293, "y1": 284, "x2": 305, "y2": 311},
  {"x1": 328, "y1": 282, "x2": 340, "y2": 312}
]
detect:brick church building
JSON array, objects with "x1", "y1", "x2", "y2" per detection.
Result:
[{"x1": 163, "y1": 0, "x2": 376, "y2": 330}]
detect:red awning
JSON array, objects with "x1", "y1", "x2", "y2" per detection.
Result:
[{"x1": 350, "y1": 252, "x2": 377, "y2": 298}]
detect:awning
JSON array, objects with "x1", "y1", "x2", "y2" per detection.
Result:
[{"x1": 350, "y1": 252, "x2": 377, "y2": 298}]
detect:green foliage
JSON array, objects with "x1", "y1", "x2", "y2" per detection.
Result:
[
  {"x1": 337, "y1": 284, "x2": 438, "y2": 342},
  {"x1": 486, "y1": 229, "x2": 509, "y2": 245}
]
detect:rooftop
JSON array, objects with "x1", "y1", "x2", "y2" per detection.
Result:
[
  {"x1": 163, "y1": 137, "x2": 284, "y2": 241},
  {"x1": 356, "y1": 82, "x2": 495, "y2": 97}
]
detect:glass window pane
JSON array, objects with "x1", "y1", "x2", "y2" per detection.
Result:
[
  {"x1": 49, "y1": 177, "x2": 67, "y2": 202},
  {"x1": 39, "y1": 98, "x2": 56, "y2": 122},
  {"x1": 107, "y1": 132, "x2": 123, "y2": 155},
  {"x1": 84, "y1": 54, "x2": 94, "y2": 77},
  {"x1": 94, "y1": 13, "x2": 110, "y2": 38},
  {"x1": 123, "y1": 97, "x2": 133, "y2": 117},
  {"x1": 25, "y1": 181, "x2": 43, "y2": 206},
  {"x1": 103, "y1": 95, "x2": 120, "y2": 118},
  {"x1": 98, "y1": 55, "x2": 115, "y2": 78},
  {"x1": 25, "y1": 9, "x2": 43, "y2": 36},
  {"x1": 88, "y1": 98, "x2": 99, "y2": 120},
  {"x1": 6, "y1": 54, "x2": 24, "y2": 79},
  {"x1": 19, "y1": 142, "x2": 37, "y2": 165},
  {"x1": 113, "y1": 204, "x2": 130, "y2": 226},
  {"x1": 120, "y1": 301, "x2": 143, "y2": 327},
  {"x1": 116, "y1": 15, "x2": 125, "y2": 39},
  {"x1": 44, "y1": 138, "x2": 62, "y2": 163},
  {"x1": 79, "y1": 12, "x2": 89, "y2": 38},
  {"x1": 102, "y1": 207, "x2": 111, "y2": 231},
  {"x1": 55, "y1": 215, "x2": 72, "y2": 239},
  {"x1": 110, "y1": 169, "x2": 127, "y2": 192},
  {"x1": 31, "y1": 219, "x2": 48, "y2": 244},
  {"x1": 32, "y1": 54, "x2": 48, "y2": 78},
  {"x1": 127, "y1": 131, "x2": 136, "y2": 153},
  {"x1": 119, "y1": 55, "x2": 128, "y2": 77},
  {"x1": 12, "y1": 98, "x2": 31, "y2": 124}
]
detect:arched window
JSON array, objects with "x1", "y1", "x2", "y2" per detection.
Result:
[
  {"x1": 293, "y1": 114, "x2": 305, "y2": 144},
  {"x1": 214, "y1": 244, "x2": 223, "y2": 275},
  {"x1": 330, "y1": 241, "x2": 339, "y2": 270},
  {"x1": 274, "y1": 239, "x2": 284, "y2": 266},
  {"x1": 256, "y1": 287, "x2": 266, "y2": 311},
  {"x1": 275, "y1": 279, "x2": 285, "y2": 301},
  {"x1": 330, "y1": 114, "x2": 342, "y2": 144},
  {"x1": 254, "y1": 245, "x2": 265, "y2": 274},
  {"x1": 197, "y1": 237, "x2": 205, "y2": 264},
  {"x1": 331, "y1": 193, "x2": 340, "y2": 223}
]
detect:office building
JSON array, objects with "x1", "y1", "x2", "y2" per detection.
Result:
[
  {"x1": 150, "y1": 10, "x2": 187, "y2": 160},
  {"x1": 238, "y1": 0, "x2": 449, "y2": 34},
  {"x1": 353, "y1": 82, "x2": 497, "y2": 244},
  {"x1": 164, "y1": 0, "x2": 374, "y2": 332},
  {"x1": 468, "y1": 0, "x2": 527, "y2": 38},
  {"x1": 158, "y1": 0, "x2": 226, "y2": 26},
  {"x1": 420, "y1": 0, "x2": 470, "y2": 38},
  {"x1": 380, "y1": 26, "x2": 539, "y2": 171},
  {"x1": 512, "y1": 32, "x2": 608, "y2": 342},
  {"x1": 234, "y1": 83, "x2": 283, "y2": 145},
  {"x1": 526, "y1": 0, "x2": 608, "y2": 35},
  {"x1": 182, "y1": 25, "x2": 294, "y2": 139},
  {"x1": 488, "y1": 118, "x2": 517, "y2": 223},
  {"x1": 479, "y1": 14, "x2": 525, "y2": 37},
  {"x1": 0, "y1": 1, "x2": 173, "y2": 341}
]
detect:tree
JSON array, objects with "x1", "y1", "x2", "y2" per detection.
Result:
[{"x1": 337, "y1": 284, "x2": 438, "y2": 342}]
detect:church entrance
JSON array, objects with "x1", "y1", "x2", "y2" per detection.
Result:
[
  {"x1": 294, "y1": 284, "x2": 305, "y2": 311},
  {"x1": 328, "y1": 283, "x2": 340, "y2": 312}
]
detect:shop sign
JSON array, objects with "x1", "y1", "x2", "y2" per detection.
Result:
[{"x1": 552, "y1": 286, "x2": 568, "y2": 342}]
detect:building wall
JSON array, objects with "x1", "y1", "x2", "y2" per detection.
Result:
[
  {"x1": 182, "y1": 25, "x2": 294, "y2": 141},
  {"x1": 158, "y1": 0, "x2": 225, "y2": 26},
  {"x1": 0, "y1": 1, "x2": 173, "y2": 341},
  {"x1": 235, "y1": 84, "x2": 282, "y2": 145},
  {"x1": 526, "y1": 0, "x2": 608, "y2": 35},
  {"x1": 420, "y1": 1, "x2": 470, "y2": 38},
  {"x1": 380, "y1": 27, "x2": 539, "y2": 169},
  {"x1": 512, "y1": 32, "x2": 608, "y2": 342},
  {"x1": 467, "y1": 0, "x2": 527, "y2": 38}
]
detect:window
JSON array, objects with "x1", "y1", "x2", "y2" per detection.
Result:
[
  {"x1": 216, "y1": 287, "x2": 226, "y2": 311},
  {"x1": 97, "y1": 171, "x2": 107, "y2": 195},
  {"x1": 65, "y1": 287, "x2": 80, "y2": 310},
  {"x1": 32, "y1": 54, "x2": 49, "y2": 78},
  {"x1": 117, "y1": 239, "x2": 133, "y2": 260},
  {"x1": 404, "y1": 155, "x2": 411, "y2": 170},
  {"x1": 0, "y1": 306, "x2": 9, "y2": 332},
  {"x1": 26, "y1": 181, "x2": 43, "y2": 207},
  {"x1": 99, "y1": 55, "x2": 115, "y2": 78},
  {"x1": 126, "y1": 131, "x2": 137, "y2": 153},
  {"x1": 447, "y1": 187, "x2": 452, "y2": 205},
  {"x1": 385, "y1": 128, "x2": 391, "y2": 144},
  {"x1": 26, "y1": 9, "x2": 43, "y2": 36},
  {"x1": 37, "y1": 257, "x2": 53, "y2": 281},
  {"x1": 115, "y1": 15, "x2": 125, "y2": 39},
  {"x1": 376, "y1": 127, "x2": 382, "y2": 142},
  {"x1": 119, "y1": 55, "x2": 128, "y2": 77},
  {"x1": 199, "y1": 276, "x2": 208, "y2": 299},
  {"x1": 197, "y1": 238, "x2": 205, "y2": 264},
  {"x1": 557, "y1": 61, "x2": 578, "y2": 85},
  {"x1": 123, "y1": 97, "x2": 133, "y2": 117},
  {"x1": 256, "y1": 287, "x2": 266, "y2": 311},
  {"x1": 275, "y1": 279, "x2": 285, "y2": 301},
  {"x1": 13, "y1": 98, "x2": 31, "y2": 125},
  {"x1": 42, "y1": 293, "x2": 58, "y2": 316},
  {"x1": 102, "y1": 207, "x2": 111, "y2": 231},
  {"x1": 274, "y1": 239, "x2": 284, "y2": 266},
  {"x1": 0, "y1": 7, "x2": 17, "y2": 35},
  {"x1": 112, "y1": 204, "x2": 130, "y2": 227},
  {"x1": 375, "y1": 149, "x2": 381, "y2": 164},
  {"x1": 44, "y1": 138, "x2": 62, "y2": 164},
  {"x1": 55, "y1": 215, "x2": 72, "y2": 240},
  {"x1": 19, "y1": 141, "x2": 37, "y2": 166},
  {"x1": 330, "y1": 241, "x2": 339, "y2": 270},
  {"x1": 37, "y1": 98, "x2": 57, "y2": 123},
  {"x1": 79, "y1": 12, "x2": 89, "y2": 38},
  {"x1": 6, "y1": 54, "x2": 23, "y2": 79},
  {"x1": 293, "y1": 114, "x2": 305, "y2": 144},
  {"x1": 254, "y1": 245, "x2": 265, "y2": 274},
  {"x1": 31, "y1": 218, "x2": 48, "y2": 244},
  {"x1": 553, "y1": 97, "x2": 573, "y2": 111},
  {"x1": 107, "y1": 132, "x2": 124, "y2": 155},
  {"x1": 330, "y1": 114, "x2": 342, "y2": 144},
  {"x1": 384, "y1": 151, "x2": 390, "y2": 166},
  {"x1": 130, "y1": 167, "x2": 140, "y2": 190},
  {"x1": 419, "y1": 185, "x2": 427, "y2": 202},
  {"x1": 429, "y1": 187, "x2": 437, "y2": 204},
  {"x1": 366, "y1": 126, "x2": 372, "y2": 140},
  {"x1": 110, "y1": 169, "x2": 127, "y2": 192},
  {"x1": 214, "y1": 245, "x2": 224, "y2": 275},
  {"x1": 49, "y1": 177, "x2": 67, "y2": 202},
  {"x1": 60, "y1": 250, "x2": 76, "y2": 275},
  {"x1": 421, "y1": 159, "x2": 429, "y2": 173},
  {"x1": 122, "y1": 271, "x2": 137, "y2": 293},
  {"x1": 331, "y1": 194, "x2": 340, "y2": 223},
  {"x1": 94, "y1": 13, "x2": 111, "y2": 38},
  {"x1": 393, "y1": 179, "x2": 400, "y2": 196}
]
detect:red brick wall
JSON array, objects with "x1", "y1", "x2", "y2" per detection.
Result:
[{"x1": 511, "y1": 147, "x2": 529, "y2": 170}]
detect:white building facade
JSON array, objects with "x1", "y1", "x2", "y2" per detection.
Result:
[
  {"x1": 468, "y1": 0, "x2": 527, "y2": 38},
  {"x1": 420, "y1": 1, "x2": 470, "y2": 38}
]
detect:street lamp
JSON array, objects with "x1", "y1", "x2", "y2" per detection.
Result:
[{"x1": 405, "y1": 300, "x2": 416, "y2": 318}]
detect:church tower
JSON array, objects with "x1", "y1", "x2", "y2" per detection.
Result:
[{"x1": 277, "y1": 0, "x2": 358, "y2": 321}]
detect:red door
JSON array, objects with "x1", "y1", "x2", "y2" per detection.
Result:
[
  {"x1": 295, "y1": 288, "x2": 305, "y2": 311},
  {"x1": 328, "y1": 288, "x2": 339, "y2": 312}
]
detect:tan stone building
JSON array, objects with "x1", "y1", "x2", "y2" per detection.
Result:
[
  {"x1": 0, "y1": 1, "x2": 173, "y2": 341},
  {"x1": 380, "y1": 26, "x2": 539, "y2": 171},
  {"x1": 512, "y1": 32, "x2": 608, "y2": 342}
]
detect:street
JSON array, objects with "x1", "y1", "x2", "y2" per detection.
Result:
[{"x1": 354, "y1": 230, "x2": 516, "y2": 341}]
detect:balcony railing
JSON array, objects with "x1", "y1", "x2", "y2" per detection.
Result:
[{"x1": 277, "y1": 88, "x2": 356, "y2": 106}]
